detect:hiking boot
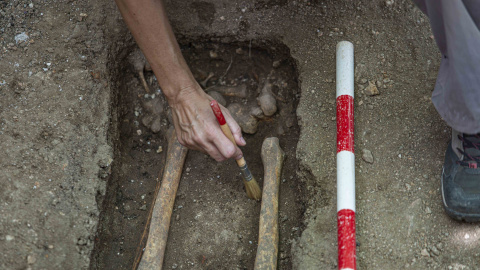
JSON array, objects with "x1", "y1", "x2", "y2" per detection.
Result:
[{"x1": 441, "y1": 129, "x2": 480, "y2": 222}]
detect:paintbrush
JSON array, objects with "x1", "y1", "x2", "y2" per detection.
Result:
[{"x1": 210, "y1": 100, "x2": 262, "y2": 201}]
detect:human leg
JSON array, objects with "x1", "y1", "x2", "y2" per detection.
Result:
[{"x1": 413, "y1": 0, "x2": 480, "y2": 221}]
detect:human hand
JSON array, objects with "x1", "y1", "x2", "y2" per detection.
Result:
[{"x1": 168, "y1": 85, "x2": 246, "y2": 162}]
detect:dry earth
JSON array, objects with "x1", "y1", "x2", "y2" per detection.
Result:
[{"x1": 1, "y1": 0, "x2": 479, "y2": 269}]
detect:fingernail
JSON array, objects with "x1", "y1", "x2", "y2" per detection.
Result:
[
  {"x1": 240, "y1": 137, "x2": 246, "y2": 145},
  {"x1": 236, "y1": 154, "x2": 243, "y2": 160}
]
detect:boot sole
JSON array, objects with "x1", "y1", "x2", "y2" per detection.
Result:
[{"x1": 441, "y1": 168, "x2": 480, "y2": 222}]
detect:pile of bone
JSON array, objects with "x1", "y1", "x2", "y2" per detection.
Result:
[
  {"x1": 206, "y1": 76, "x2": 278, "y2": 135},
  {"x1": 129, "y1": 50, "x2": 166, "y2": 134}
]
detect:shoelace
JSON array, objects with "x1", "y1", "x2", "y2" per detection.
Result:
[{"x1": 456, "y1": 134, "x2": 480, "y2": 169}]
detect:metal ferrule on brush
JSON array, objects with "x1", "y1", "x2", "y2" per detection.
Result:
[{"x1": 239, "y1": 163, "x2": 253, "y2": 182}]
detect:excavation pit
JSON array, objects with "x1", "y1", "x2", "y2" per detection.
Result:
[{"x1": 91, "y1": 41, "x2": 306, "y2": 269}]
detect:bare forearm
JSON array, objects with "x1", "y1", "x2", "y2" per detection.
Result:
[
  {"x1": 115, "y1": 0, "x2": 198, "y2": 103},
  {"x1": 115, "y1": 0, "x2": 246, "y2": 161}
]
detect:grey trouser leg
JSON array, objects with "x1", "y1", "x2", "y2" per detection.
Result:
[{"x1": 413, "y1": 0, "x2": 480, "y2": 134}]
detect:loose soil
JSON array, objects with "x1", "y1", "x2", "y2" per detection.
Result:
[{"x1": 2, "y1": 0, "x2": 480, "y2": 269}]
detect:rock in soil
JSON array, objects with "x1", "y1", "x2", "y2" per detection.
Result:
[
  {"x1": 421, "y1": 249, "x2": 430, "y2": 257},
  {"x1": 362, "y1": 149, "x2": 374, "y2": 163},
  {"x1": 365, "y1": 81, "x2": 380, "y2": 96}
]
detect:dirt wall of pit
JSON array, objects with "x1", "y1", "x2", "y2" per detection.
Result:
[{"x1": 0, "y1": 0, "x2": 119, "y2": 269}]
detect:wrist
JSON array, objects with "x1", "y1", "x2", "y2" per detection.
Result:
[{"x1": 166, "y1": 83, "x2": 205, "y2": 106}]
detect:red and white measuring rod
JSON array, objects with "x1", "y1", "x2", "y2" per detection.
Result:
[{"x1": 336, "y1": 41, "x2": 356, "y2": 270}]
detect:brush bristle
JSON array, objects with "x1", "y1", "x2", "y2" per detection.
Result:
[{"x1": 244, "y1": 178, "x2": 262, "y2": 201}]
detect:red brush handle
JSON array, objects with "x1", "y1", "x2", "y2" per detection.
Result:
[
  {"x1": 210, "y1": 100, "x2": 243, "y2": 165},
  {"x1": 210, "y1": 100, "x2": 226, "y2": 125}
]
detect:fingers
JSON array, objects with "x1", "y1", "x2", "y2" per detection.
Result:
[
  {"x1": 170, "y1": 89, "x2": 245, "y2": 162},
  {"x1": 203, "y1": 142, "x2": 232, "y2": 162},
  {"x1": 221, "y1": 106, "x2": 246, "y2": 147},
  {"x1": 174, "y1": 120, "x2": 241, "y2": 162},
  {"x1": 211, "y1": 129, "x2": 243, "y2": 161}
]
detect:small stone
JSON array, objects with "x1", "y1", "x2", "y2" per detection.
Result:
[
  {"x1": 141, "y1": 194, "x2": 146, "y2": 200},
  {"x1": 405, "y1": 183, "x2": 411, "y2": 190},
  {"x1": 431, "y1": 246, "x2": 440, "y2": 256},
  {"x1": 139, "y1": 205, "x2": 147, "y2": 211},
  {"x1": 362, "y1": 149, "x2": 374, "y2": 163},
  {"x1": 421, "y1": 249, "x2": 430, "y2": 257},
  {"x1": 142, "y1": 115, "x2": 158, "y2": 132},
  {"x1": 5, "y1": 235, "x2": 14, "y2": 241},
  {"x1": 172, "y1": 263, "x2": 178, "y2": 269},
  {"x1": 285, "y1": 116, "x2": 295, "y2": 128},
  {"x1": 425, "y1": 207, "x2": 432, "y2": 214},
  {"x1": 386, "y1": 0, "x2": 394, "y2": 6},
  {"x1": 15, "y1": 32, "x2": 29, "y2": 44},
  {"x1": 360, "y1": 78, "x2": 368, "y2": 84},
  {"x1": 48, "y1": 245, "x2": 54, "y2": 249},
  {"x1": 376, "y1": 80, "x2": 382, "y2": 87},
  {"x1": 436, "y1": 243, "x2": 443, "y2": 250},
  {"x1": 29, "y1": 3, "x2": 34, "y2": 8},
  {"x1": 272, "y1": 60, "x2": 281, "y2": 68},
  {"x1": 71, "y1": 24, "x2": 87, "y2": 39},
  {"x1": 235, "y1": 48, "x2": 243, "y2": 54},
  {"x1": 175, "y1": 215, "x2": 180, "y2": 221},
  {"x1": 449, "y1": 264, "x2": 467, "y2": 270},
  {"x1": 136, "y1": 129, "x2": 142, "y2": 136},
  {"x1": 156, "y1": 146, "x2": 163, "y2": 153},
  {"x1": 27, "y1": 255, "x2": 36, "y2": 265},
  {"x1": 365, "y1": 81, "x2": 379, "y2": 96},
  {"x1": 280, "y1": 252, "x2": 287, "y2": 259},
  {"x1": 209, "y1": 51, "x2": 218, "y2": 58}
]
